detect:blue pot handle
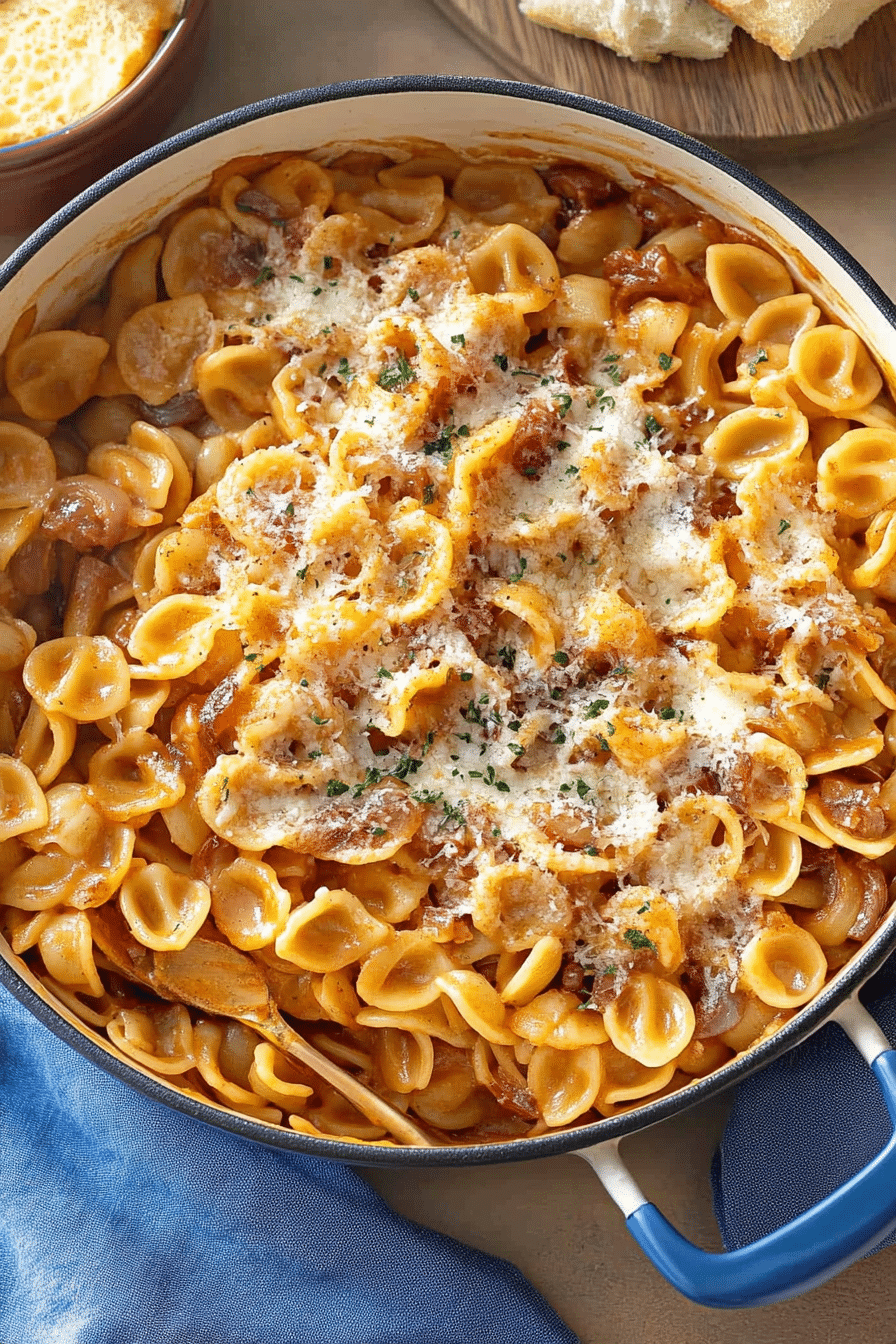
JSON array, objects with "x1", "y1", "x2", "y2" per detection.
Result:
[{"x1": 576, "y1": 995, "x2": 896, "y2": 1308}]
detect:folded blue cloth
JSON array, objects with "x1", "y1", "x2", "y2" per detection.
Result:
[
  {"x1": 0, "y1": 986, "x2": 578, "y2": 1344},
  {"x1": 712, "y1": 958, "x2": 896, "y2": 1253}
]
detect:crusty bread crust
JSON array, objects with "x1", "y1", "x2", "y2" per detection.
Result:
[
  {"x1": 519, "y1": 0, "x2": 734, "y2": 60},
  {"x1": 0, "y1": 0, "x2": 182, "y2": 147},
  {"x1": 705, "y1": 0, "x2": 888, "y2": 57}
]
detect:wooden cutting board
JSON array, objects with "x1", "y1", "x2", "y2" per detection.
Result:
[{"x1": 431, "y1": 0, "x2": 896, "y2": 150}]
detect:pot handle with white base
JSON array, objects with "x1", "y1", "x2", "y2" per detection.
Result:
[{"x1": 574, "y1": 995, "x2": 896, "y2": 1308}]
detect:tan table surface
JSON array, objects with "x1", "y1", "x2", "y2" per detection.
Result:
[{"x1": 6, "y1": 2, "x2": 896, "y2": 1339}]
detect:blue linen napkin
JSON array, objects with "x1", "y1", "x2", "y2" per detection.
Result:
[
  {"x1": 0, "y1": 987, "x2": 578, "y2": 1344},
  {"x1": 712, "y1": 958, "x2": 896, "y2": 1253}
]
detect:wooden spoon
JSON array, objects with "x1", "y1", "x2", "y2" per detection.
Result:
[{"x1": 150, "y1": 937, "x2": 437, "y2": 1148}]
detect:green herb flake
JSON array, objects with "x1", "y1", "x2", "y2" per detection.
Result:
[
  {"x1": 377, "y1": 351, "x2": 416, "y2": 392},
  {"x1": 252, "y1": 265, "x2": 275, "y2": 287},
  {"x1": 658, "y1": 352, "x2": 673, "y2": 371},
  {"x1": 337, "y1": 356, "x2": 353, "y2": 382},
  {"x1": 326, "y1": 780, "x2": 349, "y2": 797},
  {"x1": 552, "y1": 650, "x2": 570, "y2": 667},
  {"x1": 778, "y1": 518, "x2": 791, "y2": 535},
  {"x1": 624, "y1": 928, "x2": 657, "y2": 953},
  {"x1": 493, "y1": 353, "x2": 509, "y2": 372},
  {"x1": 422, "y1": 484, "x2": 436, "y2": 505},
  {"x1": 509, "y1": 556, "x2": 528, "y2": 584},
  {"x1": 406, "y1": 287, "x2": 419, "y2": 301},
  {"x1": 645, "y1": 414, "x2": 662, "y2": 437},
  {"x1": 748, "y1": 347, "x2": 769, "y2": 377},
  {"x1": 554, "y1": 392, "x2": 573, "y2": 418},
  {"x1": 377, "y1": 667, "x2": 393, "y2": 680},
  {"x1": 296, "y1": 565, "x2": 309, "y2": 580},
  {"x1": 450, "y1": 333, "x2": 466, "y2": 347},
  {"x1": 439, "y1": 800, "x2": 466, "y2": 831},
  {"x1": 309, "y1": 713, "x2": 330, "y2": 726},
  {"x1": 584, "y1": 699, "x2": 609, "y2": 718}
]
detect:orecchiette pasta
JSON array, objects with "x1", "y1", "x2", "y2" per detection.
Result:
[{"x1": 1, "y1": 147, "x2": 895, "y2": 1149}]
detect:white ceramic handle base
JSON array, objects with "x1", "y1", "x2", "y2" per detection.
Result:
[{"x1": 574, "y1": 995, "x2": 896, "y2": 1307}]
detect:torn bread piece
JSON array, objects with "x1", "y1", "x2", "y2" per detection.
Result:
[
  {"x1": 706, "y1": 0, "x2": 889, "y2": 58},
  {"x1": 0, "y1": 0, "x2": 183, "y2": 147},
  {"x1": 518, "y1": 0, "x2": 734, "y2": 61}
]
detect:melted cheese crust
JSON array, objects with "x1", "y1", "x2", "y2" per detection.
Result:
[{"x1": 4, "y1": 151, "x2": 896, "y2": 1145}]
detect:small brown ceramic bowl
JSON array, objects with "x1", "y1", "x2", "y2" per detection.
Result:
[{"x1": 0, "y1": 0, "x2": 211, "y2": 234}]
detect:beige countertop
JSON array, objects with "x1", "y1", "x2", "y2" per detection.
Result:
[{"x1": 6, "y1": 2, "x2": 896, "y2": 1338}]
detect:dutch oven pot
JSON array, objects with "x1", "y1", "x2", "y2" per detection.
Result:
[{"x1": 3, "y1": 77, "x2": 896, "y2": 1310}]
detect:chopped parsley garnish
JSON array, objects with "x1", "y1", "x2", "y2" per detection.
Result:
[
  {"x1": 658, "y1": 706, "x2": 677, "y2": 720},
  {"x1": 323, "y1": 255, "x2": 333, "y2": 269},
  {"x1": 508, "y1": 742, "x2": 525, "y2": 757},
  {"x1": 748, "y1": 347, "x2": 769, "y2": 376},
  {"x1": 439, "y1": 800, "x2": 466, "y2": 830},
  {"x1": 624, "y1": 928, "x2": 657, "y2": 953},
  {"x1": 309, "y1": 713, "x2": 330, "y2": 725},
  {"x1": 508, "y1": 556, "x2": 528, "y2": 583},
  {"x1": 584, "y1": 698, "x2": 609, "y2": 718},
  {"x1": 296, "y1": 565, "x2": 308, "y2": 580},
  {"x1": 377, "y1": 351, "x2": 416, "y2": 391},
  {"x1": 778, "y1": 518, "x2": 791, "y2": 535},
  {"x1": 554, "y1": 392, "x2": 573, "y2": 417},
  {"x1": 377, "y1": 667, "x2": 393, "y2": 679},
  {"x1": 371, "y1": 826, "x2": 387, "y2": 837},
  {"x1": 493, "y1": 353, "x2": 509, "y2": 372},
  {"x1": 284, "y1": 501, "x2": 295, "y2": 517},
  {"x1": 816, "y1": 668, "x2": 832, "y2": 691},
  {"x1": 411, "y1": 789, "x2": 444, "y2": 805},
  {"x1": 422, "y1": 419, "x2": 469, "y2": 462},
  {"x1": 498, "y1": 645, "x2": 517, "y2": 671},
  {"x1": 450, "y1": 333, "x2": 466, "y2": 347},
  {"x1": 422, "y1": 483, "x2": 436, "y2": 505},
  {"x1": 337, "y1": 356, "x2": 353, "y2": 382},
  {"x1": 252, "y1": 265, "x2": 274, "y2": 287},
  {"x1": 645, "y1": 414, "x2": 662, "y2": 437},
  {"x1": 575, "y1": 779, "x2": 591, "y2": 799},
  {"x1": 406, "y1": 287, "x2": 419, "y2": 301},
  {"x1": 609, "y1": 664, "x2": 631, "y2": 677},
  {"x1": 552, "y1": 650, "x2": 570, "y2": 667},
  {"x1": 658, "y1": 352, "x2": 673, "y2": 371},
  {"x1": 326, "y1": 780, "x2": 349, "y2": 797}
]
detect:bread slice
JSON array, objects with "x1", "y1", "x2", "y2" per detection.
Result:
[
  {"x1": 518, "y1": 0, "x2": 735, "y2": 61},
  {"x1": 705, "y1": 0, "x2": 889, "y2": 58},
  {"x1": 0, "y1": 0, "x2": 183, "y2": 148}
]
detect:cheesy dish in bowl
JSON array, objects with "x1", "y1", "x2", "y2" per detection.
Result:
[{"x1": 1, "y1": 82, "x2": 895, "y2": 1155}]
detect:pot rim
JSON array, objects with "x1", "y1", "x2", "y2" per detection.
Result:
[{"x1": 2, "y1": 74, "x2": 895, "y2": 1168}]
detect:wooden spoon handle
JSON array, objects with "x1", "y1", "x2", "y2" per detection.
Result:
[{"x1": 261, "y1": 1010, "x2": 437, "y2": 1148}]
